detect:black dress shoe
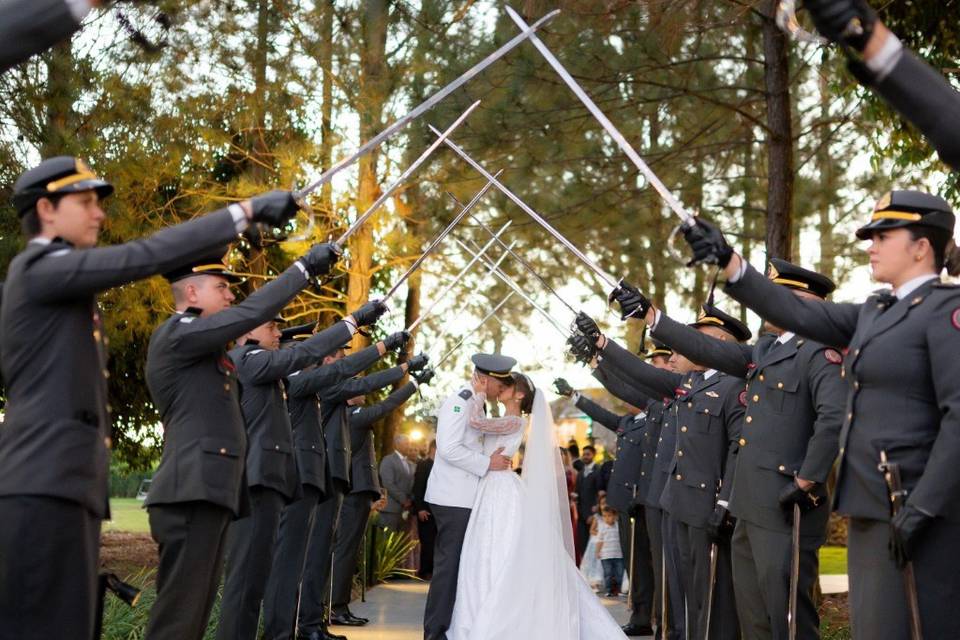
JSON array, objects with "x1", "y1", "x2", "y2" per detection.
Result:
[
  {"x1": 342, "y1": 608, "x2": 369, "y2": 624},
  {"x1": 621, "y1": 623, "x2": 655, "y2": 636},
  {"x1": 329, "y1": 612, "x2": 365, "y2": 627},
  {"x1": 296, "y1": 626, "x2": 347, "y2": 640}
]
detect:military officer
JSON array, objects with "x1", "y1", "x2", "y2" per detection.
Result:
[
  {"x1": 578, "y1": 306, "x2": 747, "y2": 640},
  {"x1": 683, "y1": 190, "x2": 960, "y2": 638},
  {"x1": 328, "y1": 368, "x2": 434, "y2": 626},
  {"x1": 0, "y1": 156, "x2": 298, "y2": 639},
  {"x1": 554, "y1": 376, "x2": 656, "y2": 637},
  {"x1": 297, "y1": 352, "x2": 430, "y2": 640},
  {"x1": 804, "y1": 0, "x2": 960, "y2": 172},
  {"x1": 261, "y1": 324, "x2": 392, "y2": 640},
  {"x1": 611, "y1": 263, "x2": 846, "y2": 640},
  {"x1": 141, "y1": 242, "x2": 342, "y2": 640}
]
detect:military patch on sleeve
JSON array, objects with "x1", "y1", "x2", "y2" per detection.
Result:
[
  {"x1": 824, "y1": 349, "x2": 843, "y2": 364},
  {"x1": 458, "y1": 389, "x2": 473, "y2": 400},
  {"x1": 738, "y1": 390, "x2": 748, "y2": 407},
  {"x1": 952, "y1": 308, "x2": 960, "y2": 331}
]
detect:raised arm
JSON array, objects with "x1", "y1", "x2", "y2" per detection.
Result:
[
  {"x1": 287, "y1": 344, "x2": 382, "y2": 398},
  {"x1": 350, "y1": 382, "x2": 417, "y2": 430},
  {"x1": 323, "y1": 365, "x2": 406, "y2": 405},
  {"x1": 574, "y1": 395, "x2": 623, "y2": 434},
  {"x1": 239, "y1": 322, "x2": 354, "y2": 383},
  {"x1": 600, "y1": 338, "x2": 683, "y2": 397},
  {"x1": 651, "y1": 312, "x2": 752, "y2": 378},
  {"x1": 466, "y1": 392, "x2": 525, "y2": 435},
  {"x1": 593, "y1": 359, "x2": 659, "y2": 406}
]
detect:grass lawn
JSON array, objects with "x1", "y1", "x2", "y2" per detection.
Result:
[
  {"x1": 819, "y1": 545, "x2": 847, "y2": 575},
  {"x1": 105, "y1": 497, "x2": 150, "y2": 533}
]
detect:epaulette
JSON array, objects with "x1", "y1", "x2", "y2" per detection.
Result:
[
  {"x1": 352, "y1": 407, "x2": 363, "y2": 415},
  {"x1": 243, "y1": 348, "x2": 265, "y2": 357},
  {"x1": 932, "y1": 281, "x2": 960, "y2": 289},
  {"x1": 458, "y1": 389, "x2": 473, "y2": 401}
]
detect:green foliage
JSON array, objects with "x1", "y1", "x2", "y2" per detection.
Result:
[{"x1": 369, "y1": 519, "x2": 419, "y2": 584}]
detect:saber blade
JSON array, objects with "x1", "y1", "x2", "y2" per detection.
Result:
[
  {"x1": 435, "y1": 292, "x2": 516, "y2": 368},
  {"x1": 334, "y1": 100, "x2": 480, "y2": 248},
  {"x1": 406, "y1": 220, "x2": 512, "y2": 332},
  {"x1": 431, "y1": 127, "x2": 619, "y2": 289},
  {"x1": 384, "y1": 171, "x2": 503, "y2": 301},
  {"x1": 297, "y1": 9, "x2": 560, "y2": 197},
  {"x1": 504, "y1": 6, "x2": 695, "y2": 227}
]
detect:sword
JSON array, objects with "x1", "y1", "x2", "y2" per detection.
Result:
[
  {"x1": 788, "y1": 502, "x2": 801, "y2": 640},
  {"x1": 455, "y1": 236, "x2": 570, "y2": 336},
  {"x1": 428, "y1": 127, "x2": 620, "y2": 290},
  {"x1": 661, "y1": 541, "x2": 670, "y2": 639},
  {"x1": 406, "y1": 221, "x2": 513, "y2": 332},
  {"x1": 775, "y1": 0, "x2": 828, "y2": 45},
  {"x1": 383, "y1": 171, "x2": 503, "y2": 301},
  {"x1": 627, "y1": 487, "x2": 637, "y2": 611},
  {"x1": 434, "y1": 292, "x2": 516, "y2": 368},
  {"x1": 294, "y1": 9, "x2": 559, "y2": 200},
  {"x1": 879, "y1": 450, "x2": 924, "y2": 640},
  {"x1": 504, "y1": 6, "x2": 696, "y2": 228},
  {"x1": 704, "y1": 542, "x2": 718, "y2": 640},
  {"x1": 331, "y1": 100, "x2": 480, "y2": 250}
]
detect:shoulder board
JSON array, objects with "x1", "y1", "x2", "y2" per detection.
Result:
[
  {"x1": 288, "y1": 370, "x2": 301, "y2": 377},
  {"x1": 932, "y1": 281, "x2": 959, "y2": 289},
  {"x1": 179, "y1": 316, "x2": 195, "y2": 323},
  {"x1": 352, "y1": 407, "x2": 363, "y2": 414},
  {"x1": 243, "y1": 348, "x2": 265, "y2": 357},
  {"x1": 458, "y1": 389, "x2": 473, "y2": 400}
]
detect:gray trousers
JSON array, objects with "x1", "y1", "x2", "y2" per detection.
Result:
[
  {"x1": 0, "y1": 496, "x2": 100, "y2": 640},
  {"x1": 423, "y1": 503, "x2": 471, "y2": 640},
  {"x1": 620, "y1": 509, "x2": 655, "y2": 628},
  {"x1": 330, "y1": 492, "x2": 375, "y2": 612},
  {"x1": 676, "y1": 520, "x2": 738, "y2": 640},
  {"x1": 297, "y1": 486, "x2": 345, "y2": 632},
  {"x1": 216, "y1": 487, "x2": 286, "y2": 640},
  {"x1": 731, "y1": 519, "x2": 820, "y2": 640},
  {"x1": 262, "y1": 486, "x2": 322, "y2": 640},
  {"x1": 661, "y1": 512, "x2": 687, "y2": 640},
  {"x1": 848, "y1": 516, "x2": 960, "y2": 640},
  {"x1": 145, "y1": 501, "x2": 232, "y2": 640}
]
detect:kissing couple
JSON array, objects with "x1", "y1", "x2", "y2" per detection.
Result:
[{"x1": 422, "y1": 353, "x2": 628, "y2": 639}]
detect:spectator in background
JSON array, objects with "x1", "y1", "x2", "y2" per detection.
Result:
[
  {"x1": 568, "y1": 439, "x2": 584, "y2": 472},
  {"x1": 379, "y1": 434, "x2": 417, "y2": 532},
  {"x1": 413, "y1": 440, "x2": 437, "y2": 580},
  {"x1": 574, "y1": 445, "x2": 600, "y2": 559},
  {"x1": 596, "y1": 505, "x2": 625, "y2": 597}
]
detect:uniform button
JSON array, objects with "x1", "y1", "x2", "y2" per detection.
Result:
[
  {"x1": 745, "y1": 416, "x2": 752, "y2": 423},
  {"x1": 681, "y1": 426, "x2": 688, "y2": 433},
  {"x1": 102, "y1": 369, "x2": 110, "y2": 378},
  {"x1": 275, "y1": 445, "x2": 280, "y2": 450},
  {"x1": 676, "y1": 474, "x2": 682, "y2": 481},
  {"x1": 739, "y1": 438, "x2": 747, "y2": 446},
  {"x1": 641, "y1": 472, "x2": 645, "y2": 476},
  {"x1": 839, "y1": 447, "x2": 845, "y2": 455},
  {"x1": 659, "y1": 437, "x2": 663, "y2": 442},
  {"x1": 777, "y1": 382, "x2": 784, "y2": 389},
  {"x1": 841, "y1": 369, "x2": 845, "y2": 379},
  {"x1": 106, "y1": 404, "x2": 113, "y2": 413},
  {"x1": 759, "y1": 374, "x2": 765, "y2": 381},
  {"x1": 678, "y1": 450, "x2": 684, "y2": 457},
  {"x1": 778, "y1": 465, "x2": 786, "y2": 472},
  {"x1": 643, "y1": 453, "x2": 647, "y2": 458},
  {"x1": 93, "y1": 330, "x2": 101, "y2": 341},
  {"x1": 219, "y1": 448, "x2": 227, "y2": 455},
  {"x1": 224, "y1": 384, "x2": 230, "y2": 391},
  {"x1": 752, "y1": 395, "x2": 759, "y2": 402},
  {"x1": 854, "y1": 349, "x2": 860, "y2": 356},
  {"x1": 847, "y1": 412, "x2": 853, "y2": 421},
  {"x1": 654, "y1": 453, "x2": 658, "y2": 458},
  {"x1": 854, "y1": 381, "x2": 860, "y2": 390},
  {"x1": 687, "y1": 402, "x2": 693, "y2": 409},
  {"x1": 104, "y1": 436, "x2": 112, "y2": 449},
  {"x1": 700, "y1": 483, "x2": 706, "y2": 489}
]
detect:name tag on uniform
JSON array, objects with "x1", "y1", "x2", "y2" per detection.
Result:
[{"x1": 705, "y1": 391, "x2": 719, "y2": 398}]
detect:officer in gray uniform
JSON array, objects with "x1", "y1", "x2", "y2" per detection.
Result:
[
  {"x1": 261, "y1": 320, "x2": 391, "y2": 640},
  {"x1": 554, "y1": 376, "x2": 656, "y2": 637},
  {"x1": 683, "y1": 190, "x2": 960, "y2": 638},
  {"x1": 0, "y1": 156, "x2": 297, "y2": 639},
  {"x1": 578, "y1": 306, "x2": 747, "y2": 640},
  {"x1": 297, "y1": 352, "x2": 429, "y2": 640},
  {"x1": 328, "y1": 370, "x2": 434, "y2": 626},
  {"x1": 611, "y1": 263, "x2": 846, "y2": 640},
  {"x1": 142, "y1": 243, "x2": 338, "y2": 640},
  {"x1": 216, "y1": 320, "x2": 404, "y2": 639}
]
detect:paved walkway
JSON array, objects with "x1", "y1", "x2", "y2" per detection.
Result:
[{"x1": 342, "y1": 580, "x2": 636, "y2": 639}]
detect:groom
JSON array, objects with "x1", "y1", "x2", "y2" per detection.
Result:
[{"x1": 422, "y1": 353, "x2": 517, "y2": 640}]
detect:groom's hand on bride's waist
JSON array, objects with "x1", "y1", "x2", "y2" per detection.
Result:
[{"x1": 488, "y1": 446, "x2": 512, "y2": 471}]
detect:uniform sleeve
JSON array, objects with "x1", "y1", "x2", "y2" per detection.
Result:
[
  {"x1": 323, "y1": 365, "x2": 405, "y2": 404},
  {"x1": 171, "y1": 265, "x2": 308, "y2": 358},
  {"x1": 718, "y1": 379, "x2": 745, "y2": 503},
  {"x1": 592, "y1": 360, "x2": 658, "y2": 407},
  {"x1": 725, "y1": 262, "x2": 861, "y2": 349},
  {"x1": 436, "y1": 394, "x2": 490, "y2": 478},
  {"x1": 239, "y1": 322, "x2": 353, "y2": 383},
  {"x1": 908, "y1": 293, "x2": 960, "y2": 517},
  {"x1": 0, "y1": 0, "x2": 82, "y2": 73},
  {"x1": 350, "y1": 382, "x2": 417, "y2": 430},
  {"x1": 574, "y1": 395, "x2": 623, "y2": 433},
  {"x1": 466, "y1": 392, "x2": 524, "y2": 435},
  {"x1": 798, "y1": 347, "x2": 845, "y2": 483},
  {"x1": 24, "y1": 208, "x2": 239, "y2": 302},
  {"x1": 600, "y1": 338, "x2": 682, "y2": 397},
  {"x1": 652, "y1": 313, "x2": 752, "y2": 378},
  {"x1": 286, "y1": 344, "x2": 381, "y2": 398}
]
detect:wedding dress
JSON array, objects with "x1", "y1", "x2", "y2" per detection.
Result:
[{"x1": 448, "y1": 389, "x2": 628, "y2": 640}]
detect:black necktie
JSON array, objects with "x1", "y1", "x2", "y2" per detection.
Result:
[{"x1": 876, "y1": 291, "x2": 897, "y2": 311}]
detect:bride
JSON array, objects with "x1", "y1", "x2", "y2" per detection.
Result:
[{"x1": 447, "y1": 372, "x2": 628, "y2": 639}]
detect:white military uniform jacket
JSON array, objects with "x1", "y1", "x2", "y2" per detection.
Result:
[{"x1": 424, "y1": 386, "x2": 490, "y2": 508}]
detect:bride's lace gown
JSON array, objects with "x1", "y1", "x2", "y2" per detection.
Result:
[{"x1": 448, "y1": 392, "x2": 627, "y2": 640}]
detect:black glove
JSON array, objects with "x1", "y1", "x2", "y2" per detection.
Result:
[
  {"x1": 607, "y1": 280, "x2": 652, "y2": 321},
  {"x1": 553, "y1": 378, "x2": 575, "y2": 397},
  {"x1": 297, "y1": 242, "x2": 339, "y2": 277},
  {"x1": 574, "y1": 312, "x2": 601, "y2": 339},
  {"x1": 804, "y1": 0, "x2": 877, "y2": 52},
  {"x1": 889, "y1": 504, "x2": 932, "y2": 568},
  {"x1": 567, "y1": 333, "x2": 597, "y2": 365},
  {"x1": 382, "y1": 330, "x2": 411, "y2": 352},
  {"x1": 350, "y1": 300, "x2": 388, "y2": 327},
  {"x1": 411, "y1": 367, "x2": 435, "y2": 386},
  {"x1": 406, "y1": 353, "x2": 429, "y2": 372},
  {"x1": 249, "y1": 190, "x2": 300, "y2": 228},
  {"x1": 777, "y1": 480, "x2": 825, "y2": 525},
  {"x1": 682, "y1": 218, "x2": 734, "y2": 268},
  {"x1": 706, "y1": 504, "x2": 735, "y2": 542}
]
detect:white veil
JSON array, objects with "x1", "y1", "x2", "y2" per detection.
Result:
[{"x1": 468, "y1": 388, "x2": 581, "y2": 637}]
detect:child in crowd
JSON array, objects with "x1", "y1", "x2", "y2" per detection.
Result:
[
  {"x1": 595, "y1": 505, "x2": 624, "y2": 597},
  {"x1": 579, "y1": 495, "x2": 606, "y2": 589}
]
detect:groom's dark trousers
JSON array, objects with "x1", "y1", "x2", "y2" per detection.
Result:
[{"x1": 423, "y1": 503, "x2": 471, "y2": 640}]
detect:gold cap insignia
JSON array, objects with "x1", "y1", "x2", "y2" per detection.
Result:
[{"x1": 875, "y1": 192, "x2": 892, "y2": 212}]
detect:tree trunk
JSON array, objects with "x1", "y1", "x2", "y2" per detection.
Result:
[
  {"x1": 816, "y1": 72, "x2": 838, "y2": 282},
  {"x1": 40, "y1": 42, "x2": 78, "y2": 157},
  {"x1": 760, "y1": 0, "x2": 794, "y2": 261},
  {"x1": 319, "y1": 0, "x2": 335, "y2": 218}
]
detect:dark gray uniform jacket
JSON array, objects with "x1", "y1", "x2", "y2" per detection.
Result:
[
  {"x1": 574, "y1": 394, "x2": 647, "y2": 514},
  {"x1": 602, "y1": 339, "x2": 744, "y2": 529},
  {"x1": 320, "y1": 364, "x2": 406, "y2": 488},
  {"x1": 653, "y1": 313, "x2": 845, "y2": 537},
  {"x1": 0, "y1": 0, "x2": 81, "y2": 73},
  {"x1": 144, "y1": 264, "x2": 313, "y2": 516},
  {"x1": 726, "y1": 264, "x2": 960, "y2": 523},
  {"x1": 286, "y1": 345, "x2": 383, "y2": 494},
  {"x1": 350, "y1": 382, "x2": 417, "y2": 497},
  {"x1": 0, "y1": 209, "x2": 240, "y2": 518},
  {"x1": 229, "y1": 324, "x2": 351, "y2": 501}
]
